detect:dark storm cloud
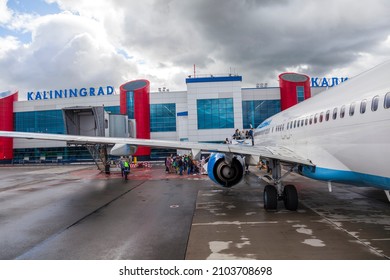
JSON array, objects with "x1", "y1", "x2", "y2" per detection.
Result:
[
  {"x1": 2, "y1": 0, "x2": 390, "y2": 93},
  {"x1": 167, "y1": 0, "x2": 390, "y2": 83}
]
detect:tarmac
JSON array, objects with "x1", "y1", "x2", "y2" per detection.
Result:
[{"x1": 0, "y1": 163, "x2": 389, "y2": 260}]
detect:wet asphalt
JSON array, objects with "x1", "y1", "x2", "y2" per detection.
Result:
[{"x1": 0, "y1": 164, "x2": 389, "y2": 260}]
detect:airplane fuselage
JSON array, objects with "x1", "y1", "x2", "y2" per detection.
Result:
[{"x1": 255, "y1": 61, "x2": 390, "y2": 190}]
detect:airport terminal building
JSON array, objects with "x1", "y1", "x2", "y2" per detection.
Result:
[{"x1": 0, "y1": 73, "x2": 342, "y2": 163}]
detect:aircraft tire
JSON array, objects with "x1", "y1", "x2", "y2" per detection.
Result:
[
  {"x1": 264, "y1": 185, "x2": 277, "y2": 211},
  {"x1": 283, "y1": 184, "x2": 298, "y2": 211}
]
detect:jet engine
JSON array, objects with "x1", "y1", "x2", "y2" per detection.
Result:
[{"x1": 207, "y1": 153, "x2": 245, "y2": 188}]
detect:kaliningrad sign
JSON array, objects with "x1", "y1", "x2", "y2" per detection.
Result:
[
  {"x1": 311, "y1": 77, "x2": 348, "y2": 87},
  {"x1": 26, "y1": 86, "x2": 115, "y2": 101}
]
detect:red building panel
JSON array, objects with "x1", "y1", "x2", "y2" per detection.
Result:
[
  {"x1": 119, "y1": 80, "x2": 151, "y2": 157},
  {"x1": 279, "y1": 73, "x2": 311, "y2": 111},
  {"x1": 0, "y1": 91, "x2": 18, "y2": 161}
]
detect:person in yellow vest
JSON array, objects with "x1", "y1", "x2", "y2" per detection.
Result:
[{"x1": 124, "y1": 158, "x2": 130, "y2": 180}]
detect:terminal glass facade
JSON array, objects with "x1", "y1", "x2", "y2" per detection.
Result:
[
  {"x1": 126, "y1": 91, "x2": 135, "y2": 119},
  {"x1": 197, "y1": 98, "x2": 234, "y2": 129},
  {"x1": 104, "y1": 106, "x2": 120, "y2": 114},
  {"x1": 150, "y1": 103, "x2": 176, "y2": 132},
  {"x1": 14, "y1": 110, "x2": 65, "y2": 134},
  {"x1": 297, "y1": 86, "x2": 305, "y2": 103},
  {"x1": 12, "y1": 146, "x2": 92, "y2": 163},
  {"x1": 242, "y1": 100, "x2": 281, "y2": 129}
]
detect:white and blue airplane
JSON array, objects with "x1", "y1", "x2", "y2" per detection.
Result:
[{"x1": 1, "y1": 60, "x2": 390, "y2": 210}]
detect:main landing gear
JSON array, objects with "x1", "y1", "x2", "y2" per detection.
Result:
[{"x1": 262, "y1": 159, "x2": 299, "y2": 211}]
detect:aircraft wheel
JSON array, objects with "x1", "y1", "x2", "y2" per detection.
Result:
[
  {"x1": 264, "y1": 185, "x2": 277, "y2": 211},
  {"x1": 283, "y1": 184, "x2": 298, "y2": 211}
]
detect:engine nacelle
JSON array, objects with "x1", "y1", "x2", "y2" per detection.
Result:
[
  {"x1": 207, "y1": 153, "x2": 245, "y2": 188},
  {"x1": 110, "y1": 143, "x2": 137, "y2": 156}
]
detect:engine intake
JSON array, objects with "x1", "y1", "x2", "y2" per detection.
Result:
[{"x1": 207, "y1": 153, "x2": 245, "y2": 188}]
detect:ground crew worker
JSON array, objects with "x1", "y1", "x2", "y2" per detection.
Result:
[{"x1": 124, "y1": 159, "x2": 130, "y2": 180}]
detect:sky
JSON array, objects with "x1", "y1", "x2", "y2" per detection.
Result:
[{"x1": 1, "y1": 0, "x2": 390, "y2": 99}]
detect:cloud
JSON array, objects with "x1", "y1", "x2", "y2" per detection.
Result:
[
  {"x1": 0, "y1": 0, "x2": 12, "y2": 24},
  {"x1": 0, "y1": 35, "x2": 20, "y2": 58},
  {"x1": 176, "y1": 0, "x2": 390, "y2": 83},
  {"x1": 0, "y1": 11, "x2": 137, "y2": 96},
  {"x1": 2, "y1": 0, "x2": 390, "y2": 95}
]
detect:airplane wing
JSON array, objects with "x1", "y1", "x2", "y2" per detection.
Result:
[{"x1": 0, "y1": 131, "x2": 314, "y2": 167}]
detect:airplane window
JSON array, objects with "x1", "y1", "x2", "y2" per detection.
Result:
[
  {"x1": 325, "y1": 110, "x2": 330, "y2": 121},
  {"x1": 294, "y1": 120, "x2": 297, "y2": 128},
  {"x1": 314, "y1": 114, "x2": 318, "y2": 124},
  {"x1": 372, "y1": 96, "x2": 379, "y2": 111},
  {"x1": 349, "y1": 102, "x2": 355, "y2": 116},
  {"x1": 309, "y1": 116, "x2": 313, "y2": 125},
  {"x1": 319, "y1": 112, "x2": 324, "y2": 123},
  {"x1": 333, "y1": 108, "x2": 337, "y2": 120},
  {"x1": 360, "y1": 99, "x2": 367, "y2": 114},
  {"x1": 385, "y1": 92, "x2": 390, "y2": 109},
  {"x1": 297, "y1": 120, "x2": 300, "y2": 127},
  {"x1": 305, "y1": 118, "x2": 308, "y2": 126},
  {"x1": 301, "y1": 119, "x2": 304, "y2": 126},
  {"x1": 340, "y1": 105, "x2": 345, "y2": 118}
]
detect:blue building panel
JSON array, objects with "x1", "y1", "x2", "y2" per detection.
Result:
[
  {"x1": 186, "y1": 76, "x2": 242, "y2": 84},
  {"x1": 177, "y1": 111, "x2": 188, "y2": 116}
]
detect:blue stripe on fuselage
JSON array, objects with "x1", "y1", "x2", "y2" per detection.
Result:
[{"x1": 300, "y1": 166, "x2": 390, "y2": 190}]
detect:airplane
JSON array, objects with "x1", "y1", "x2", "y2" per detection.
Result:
[{"x1": 1, "y1": 60, "x2": 390, "y2": 211}]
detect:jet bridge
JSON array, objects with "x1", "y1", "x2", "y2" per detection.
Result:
[{"x1": 62, "y1": 106, "x2": 134, "y2": 172}]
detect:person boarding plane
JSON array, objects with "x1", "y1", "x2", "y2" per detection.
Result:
[{"x1": 1, "y1": 61, "x2": 390, "y2": 210}]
